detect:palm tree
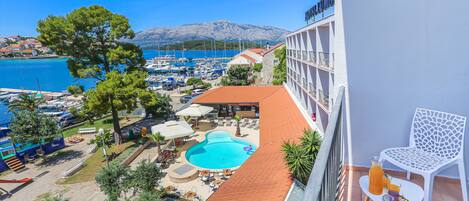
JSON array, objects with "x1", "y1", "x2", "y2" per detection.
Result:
[
  {"x1": 282, "y1": 129, "x2": 322, "y2": 184},
  {"x1": 8, "y1": 93, "x2": 45, "y2": 112},
  {"x1": 234, "y1": 115, "x2": 241, "y2": 137},
  {"x1": 282, "y1": 141, "x2": 312, "y2": 184},
  {"x1": 300, "y1": 129, "x2": 322, "y2": 161},
  {"x1": 147, "y1": 132, "x2": 165, "y2": 155}
]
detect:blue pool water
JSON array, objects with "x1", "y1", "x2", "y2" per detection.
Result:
[{"x1": 185, "y1": 130, "x2": 256, "y2": 169}]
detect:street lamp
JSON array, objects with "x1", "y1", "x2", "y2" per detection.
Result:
[{"x1": 98, "y1": 128, "x2": 109, "y2": 167}]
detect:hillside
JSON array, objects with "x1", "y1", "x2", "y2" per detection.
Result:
[
  {"x1": 126, "y1": 20, "x2": 289, "y2": 49},
  {"x1": 158, "y1": 40, "x2": 262, "y2": 50}
]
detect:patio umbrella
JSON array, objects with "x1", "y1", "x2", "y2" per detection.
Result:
[
  {"x1": 175, "y1": 104, "x2": 214, "y2": 117},
  {"x1": 151, "y1": 120, "x2": 194, "y2": 140}
]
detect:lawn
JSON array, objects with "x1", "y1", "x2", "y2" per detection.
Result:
[
  {"x1": 58, "y1": 141, "x2": 138, "y2": 184},
  {"x1": 62, "y1": 116, "x2": 142, "y2": 138}
]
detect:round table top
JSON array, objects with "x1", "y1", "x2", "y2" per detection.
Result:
[{"x1": 359, "y1": 176, "x2": 424, "y2": 201}]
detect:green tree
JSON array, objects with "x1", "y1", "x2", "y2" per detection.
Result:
[
  {"x1": 134, "y1": 191, "x2": 163, "y2": 201},
  {"x1": 37, "y1": 5, "x2": 145, "y2": 143},
  {"x1": 81, "y1": 71, "x2": 150, "y2": 144},
  {"x1": 272, "y1": 46, "x2": 286, "y2": 85},
  {"x1": 201, "y1": 82, "x2": 212, "y2": 89},
  {"x1": 221, "y1": 66, "x2": 250, "y2": 86},
  {"x1": 9, "y1": 110, "x2": 60, "y2": 158},
  {"x1": 253, "y1": 63, "x2": 263, "y2": 73},
  {"x1": 8, "y1": 93, "x2": 45, "y2": 112},
  {"x1": 281, "y1": 129, "x2": 322, "y2": 184},
  {"x1": 131, "y1": 160, "x2": 163, "y2": 193},
  {"x1": 141, "y1": 93, "x2": 172, "y2": 120},
  {"x1": 95, "y1": 163, "x2": 131, "y2": 201},
  {"x1": 186, "y1": 77, "x2": 203, "y2": 89},
  {"x1": 67, "y1": 85, "x2": 84, "y2": 96},
  {"x1": 147, "y1": 132, "x2": 165, "y2": 155}
]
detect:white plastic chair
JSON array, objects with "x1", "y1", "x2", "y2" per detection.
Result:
[{"x1": 380, "y1": 108, "x2": 467, "y2": 201}]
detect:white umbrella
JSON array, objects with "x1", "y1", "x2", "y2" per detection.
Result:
[
  {"x1": 151, "y1": 120, "x2": 194, "y2": 140},
  {"x1": 176, "y1": 104, "x2": 214, "y2": 117}
]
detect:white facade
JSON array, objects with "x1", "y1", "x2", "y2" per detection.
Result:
[
  {"x1": 227, "y1": 48, "x2": 264, "y2": 67},
  {"x1": 286, "y1": 16, "x2": 335, "y2": 133},
  {"x1": 286, "y1": 0, "x2": 469, "y2": 182}
]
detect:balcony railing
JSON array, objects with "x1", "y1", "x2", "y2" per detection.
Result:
[
  {"x1": 308, "y1": 51, "x2": 316, "y2": 64},
  {"x1": 302, "y1": 50, "x2": 308, "y2": 61},
  {"x1": 293, "y1": 50, "x2": 296, "y2": 58},
  {"x1": 302, "y1": 78, "x2": 308, "y2": 89},
  {"x1": 297, "y1": 50, "x2": 301, "y2": 60},
  {"x1": 318, "y1": 90, "x2": 329, "y2": 109},
  {"x1": 302, "y1": 86, "x2": 345, "y2": 201},
  {"x1": 318, "y1": 52, "x2": 330, "y2": 69},
  {"x1": 308, "y1": 83, "x2": 316, "y2": 98}
]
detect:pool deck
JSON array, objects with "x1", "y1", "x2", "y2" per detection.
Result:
[
  {"x1": 159, "y1": 125, "x2": 260, "y2": 200},
  {"x1": 193, "y1": 86, "x2": 311, "y2": 201}
]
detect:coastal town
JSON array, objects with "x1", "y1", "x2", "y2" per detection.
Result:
[
  {"x1": 0, "y1": 36, "x2": 54, "y2": 58},
  {"x1": 0, "y1": 1, "x2": 468, "y2": 201}
]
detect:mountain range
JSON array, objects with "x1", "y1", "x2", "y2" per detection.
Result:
[{"x1": 125, "y1": 20, "x2": 290, "y2": 49}]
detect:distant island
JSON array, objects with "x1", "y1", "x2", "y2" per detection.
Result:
[{"x1": 156, "y1": 40, "x2": 262, "y2": 50}]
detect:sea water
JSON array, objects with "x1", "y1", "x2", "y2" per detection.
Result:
[{"x1": 0, "y1": 50, "x2": 240, "y2": 125}]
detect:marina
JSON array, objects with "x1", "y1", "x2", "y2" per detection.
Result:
[{"x1": 0, "y1": 50, "x2": 238, "y2": 125}]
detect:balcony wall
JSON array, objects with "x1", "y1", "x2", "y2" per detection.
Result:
[{"x1": 340, "y1": 0, "x2": 469, "y2": 181}]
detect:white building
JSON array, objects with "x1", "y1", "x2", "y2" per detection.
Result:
[
  {"x1": 286, "y1": 0, "x2": 469, "y2": 200},
  {"x1": 227, "y1": 48, "x2": 264, "y2": 67}
]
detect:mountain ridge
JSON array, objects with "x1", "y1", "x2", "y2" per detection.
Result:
[{"x1": 126, "y1": 20, "x2": 290, "y2": 49}]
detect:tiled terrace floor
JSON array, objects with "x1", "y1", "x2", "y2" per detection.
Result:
[{"x1": 343, "y1": 167, "x2": 465, "y2": 201}]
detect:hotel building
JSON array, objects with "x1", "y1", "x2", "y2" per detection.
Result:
[{"x1": 195, "y1": 0, "x2": 469, "y2": 200}]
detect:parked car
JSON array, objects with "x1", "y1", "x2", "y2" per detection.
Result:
[
  {"x1": 192, "y1": 89, "x2": 206, "y2": 96},
  {"x1": 180, "y1": 95, "x2": 193, "y2": 104},
  {"x1": 176, "y1": 81, "x2": 186, "y2": 87},
  {"x1": 57, "y1": 113, "x2": 79, "y2": 128}
]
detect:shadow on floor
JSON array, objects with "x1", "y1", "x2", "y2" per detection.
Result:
[{"x1": 38, "y1": 150, "x2": 84, "y2": 168}]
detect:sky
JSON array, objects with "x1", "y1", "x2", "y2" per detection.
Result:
[{"x1": 0, "y1": 0, "x2": 314, "y2": 37}]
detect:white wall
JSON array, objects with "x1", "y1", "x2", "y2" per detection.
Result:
[{"x1": 341, "y1": 0, "x2": 469, "y2": 180}]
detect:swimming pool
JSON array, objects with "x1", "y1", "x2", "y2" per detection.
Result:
[{"x1": 185, "y1": 130, "x2": 256, "y2": 169}]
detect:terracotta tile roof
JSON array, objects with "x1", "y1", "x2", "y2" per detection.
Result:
[
  {"x1": 240, "y1": 54, "x2": 257, "y2": 63},
  {"x1": 248, "y1": 48, "x2": 266, "y2": 55},
  {"x1": 194, "y1": 86, "x2": 311, "y2": 201}
]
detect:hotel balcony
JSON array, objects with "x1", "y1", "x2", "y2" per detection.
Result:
[
  {"x1": 297, "y1": 50, "x2": 302, "y2": 60},
  {"x1": 302, "y1": 50, "x2": 308, "y2": 61},
  {"x1": 318, "y1": 89, "x2": 329, "y2": 109},
  {"x1": 302, "y1": 78, "x2": 308, "y2": 89},
  {"x1": 308, "y1": 51, "x2": 316, "y2": 64},
  {"x1": 288, "y1": 87, "x2": 465, "y2": 201},
  {"x1": 318, "y1": 52, "x2": 332, "y2": 71},
  {"x1": 308, "y1": 83, "x2": 316, "y2": 98}
]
